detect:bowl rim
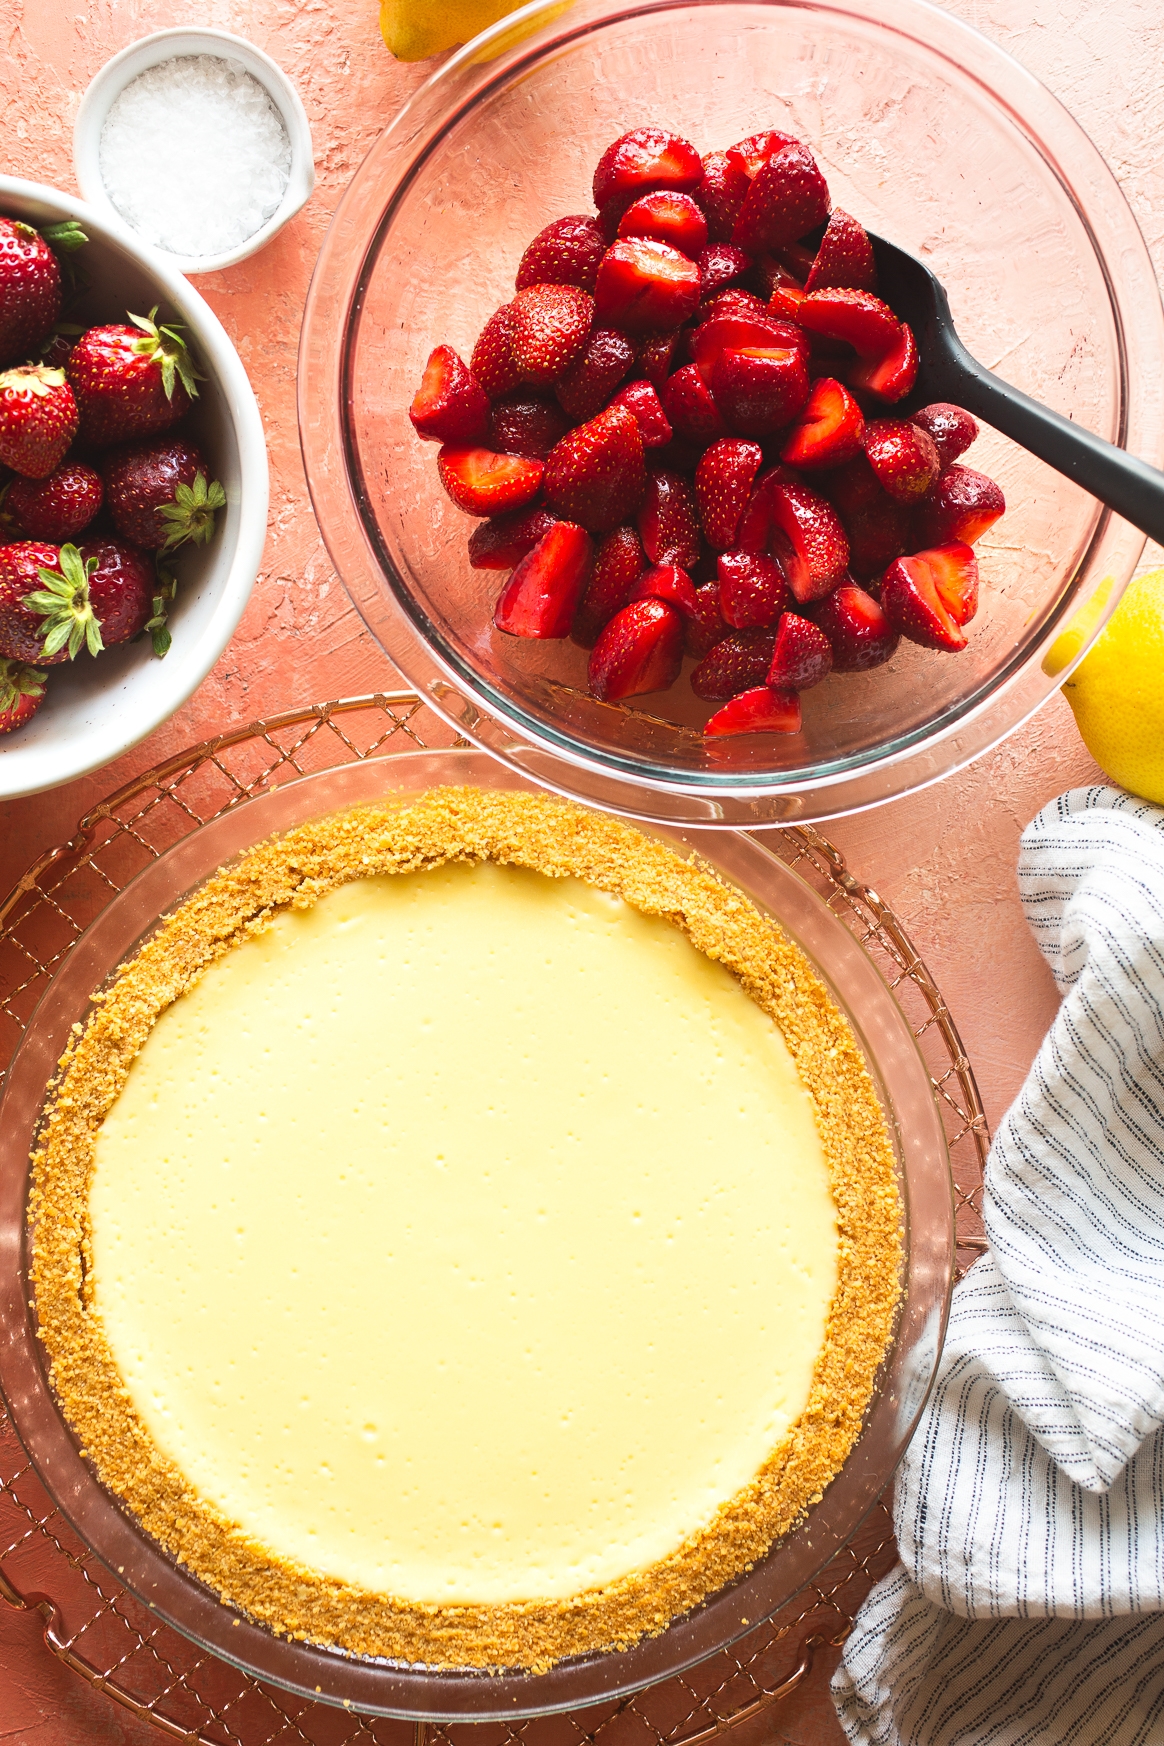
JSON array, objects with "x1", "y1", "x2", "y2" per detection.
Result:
[
  {"x1": 0, "y1": 174, "x2": 269, "y2": 802},
  {"x1": 72, "y1": 27, "x2": 316, "y2": 274}
]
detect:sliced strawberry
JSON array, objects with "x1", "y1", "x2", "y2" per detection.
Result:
[
  {"x1": 710, "y1": 346, "x2": 810, "y2": 435},
  {"x1": 467, "y1": 506, "x2": 558, "y2": 570},
  {"x1": 589, "y1": 597, "x2": 684, "y2": 700},
  {"x1": 915, "y1": 465, "x2": 1005, "y2": 546},
  {"x1": 881, "y1": 553, "x2": 968, "y2": 651},
  {"x1": 594, "y1": 239, "x2": 702, "y2": 332},
  {"x1": 629, "y1": 561, "x2": 699, "y2": 616},
  {"x1": 593, "y1": 128, "x2": 703, "y2": 216},
  {"x1": 844, "y1": 499, "x2": 912, "y2": 581},
  {"x1": 690, "y1": 626, "x2": 778, "y2": 699},
  {"x1": 488, "y1": 393, "x2": 568, "y2": 458},
  {"x1": 685, "y1": 581, "x2": 731, "y2": 657},
  {"x1": 609, "y1": 378, "x2": 672, "y2": 447},
  {"x1": 494, "y1": 522, "x2": 593, "y2": 638},
  {"x1": 698, "y1": 288, "x2": 770, "y2": 326},
  {"x1": 911, "y1": 403, "x2": 978, "y2": 468},
  {"x1": 803, "y1": 210, "x2": 877, "y2": 293},
  {"x1": 718, "y1": 549, "x2": 787, "y2": 628},
  {"x1": 693, "y1": 152, "x2": 750, "y2": 243},
  {"x1": 863, "y1": 418, "x2": 941, "y2": 503},
  {"x1": 516, "y1": 216, "x2": 607, "y2": 292},
  {"x1": 437, "y1": 445, "x2": 543, "y2": 517},
  {"x1": 850, "y1": 322, "x2": 918, "y2": 402},
  {"x1": 510, "y1": 284, "x2": 594, "y2": 386},
  {"x1": 725, "y1": 131, "x2": 798, "y2": 182},
  {"x1": 0, "y1": 657, "x2": 45, "y2": 734},
  {"x1": 694, "y1": 438, "x2": 763, "y2": 549},
  {"x1": 617, "y1": 191, "x2": 708, "y2": 258},
  {"x1": 767, "y1": 610, "x2": 832, "y2": 688},
  {"x1": 554, "y1": 326, "x2": 637, "y2": 422},
  {"x1": 470, "y1": 305, "x2": 523, "y2": 399},
  {"x1": 704, "y1": 685, "x2": 801, "y2": 736},
  {"x1": 691, "y1": 313, "x2": 804, "y2": 383},
  {"x1": 816, "y1": 584, "x2": 899, "y2": 671},
  {"x1": 660, "y1": 363, "x2": 729, "y2": 444},
  {"x1": 697, "y1": 244, "x2": 752, "y2": 300},
  {"x1": 636, "y1": 467, "x2": 701, "y2": 568},
  {"x1": 776, "y1": 240, "x2": 817, "y2": 279},
  {"x1": 734, "y1": 464, "x2": 799, "y2": 554},
  {"x1": 917, "y1": 540, "x2": 979, "y2": 625},
  {"x1": 797, "y1": 287, "x2": 900, "y2": 357},
  {"x1": 766, "y1": 481, "x2": 849, "y2": 602},
  {"x1": 409, "y1": 345, "x2": 489, "y2": 443},
  {"x1": 571, "y1": 523, "x2": 645, "y2": 647},
  {"x1": 544, "y1": 403, "x2": 646, "y2": 532},
  {"x1": 779, "y1": 377, "x2": 864, "y2": 470},
  {"x1": 638, "y1": 331, "x2": 680, "y2": 387},
  {"x1": 767, "y1": 280, "x2": 808, "y2": 321},
  {"x1": 731, "y1": 143, "x2": 830, "y2": 254}
]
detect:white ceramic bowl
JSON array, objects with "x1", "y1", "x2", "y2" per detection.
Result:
[
  {"x1": 0, "y1": 175, "x2": 268, "y2": 801},
  {"x1": 73, "y1": 28, "x2": 315, "y2": 275}
]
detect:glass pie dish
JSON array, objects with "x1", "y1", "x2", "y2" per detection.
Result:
[{"x1": 0, "y1": 749, "x2": 953, "y2": 1719}]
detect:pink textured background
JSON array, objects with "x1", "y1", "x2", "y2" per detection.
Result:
[{"x1": 1, "y1": 0, "x2": 1162, "y2": 1739}]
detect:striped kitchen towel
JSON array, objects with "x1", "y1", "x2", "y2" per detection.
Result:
[{"x1": 832, "y1": 785, "x2": 1164, "y2": 1745}]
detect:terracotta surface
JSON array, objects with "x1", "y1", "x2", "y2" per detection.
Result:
[{"x1": 1, "y1": 0, "x2": 1162, "y2": 1739}]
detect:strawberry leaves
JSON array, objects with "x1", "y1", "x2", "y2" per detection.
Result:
[
  {"x1": 158, "y1": 470, "x2": 227, "y2": 552},
  {"x1": 24, "y1": 542, "x2": 102, "y2": 659},
  {"x1": 128, "y1": 307, "x2": 204, "y2": 403}
]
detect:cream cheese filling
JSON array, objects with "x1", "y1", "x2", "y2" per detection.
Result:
[{"x1": 88, "y1": 860, "x2": 838, "y2": 1605}]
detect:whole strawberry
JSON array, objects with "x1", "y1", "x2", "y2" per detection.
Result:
[
  {"x1": 0, "y1": 366, "x2": 79, "y2": 479},
  {"x1": 4, "y1": 461, "x2": 103, "y2": 543},
  {"x1": 102, "y1": 438, "x2": 224, "y2": 552},
  {"x1": 0, "y1": 542, "x2": 75, "y2": 663},
  {"x1": 68, "y1": 308, "x2": 202, "y2": 447},
  {"x1": 0, "y1": 218, "x2": 85, "y2": 366},
  {"x1": 0, "y1": 657, "x2": 46, "y2": 734},
  {"x1": 79, "y1": 539, "x2": 155, "y2": 647}
]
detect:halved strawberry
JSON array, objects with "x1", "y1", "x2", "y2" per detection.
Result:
[
  {"x1": 911, "y1": 403, "x2": 978, "y2": 467},
  {"x1": 0, "y1": 657, "x2": 45, "y2": 734},
  {"x1": 593, "y1": 129, "x2": 704, "y2": 216},
  {"x1": 718, "y1": 549, "x2": 787, "y2": 628},
  {"x1": 697, "y1": 244, "x2": 752, "y2": 300},
  {"x1": 589, "y1": 597, "x2": 684, "y2": 700},
  {"x1": 803, "y1": 210, "x2": 877, "y2": 293},
  {"x1": 510, "y1": 284, "x2": 594, "y2": 386},
  {"x1": 779, "y1": 377, "x2": 864, "y2": 470},
  {"x1": 881, "y1": 553, "x2": 968, "y2": 651},
  {"x1": 725, "y1": 131, "x2": 798, "y2": 181},
  {"x1": 554, "y1": 326, "x2": 637, "y2": 422},
  {"x1": 494, "y1": 522, "x2": 593, "y2": 638},
  {"x1": 467, "y1": 506, "x2": 558, "y2": 569},
  {"x1": 571, "y1": 523, "x2": 645, "y2": 646},
  {"x1": 731, "y1": 143, "x2": 830, "y2": 254},
  {"x1": 797, "y1": 287, "x2": 901, "y2": 358},
  {"x1": 638, "y1": 331, "x2": 680, "y2": 387},
  {"x1": 471, "y1": 305, "x2": 523, "y2": 399},
  {"x1": 544, "y1": 403, "x2": 646, "y2": 531},
  {"x1": 863, "y1": 418, "x2": 941, "y2": 502},
  {"x1": 409, "y1": 346, "x2": 490, "y2": 443},
  {"x1": 685, "y1": 581, "x2": 730, "y2": 657},
  {"x1": 917, "y1": 540, "x2": 979, "y2": 625},
  {"x1": 437, "y1": 445, "x2": 543, "y2": 516},
  {"x1": 660, "y1": 363, "x2": 729, "y2": 444},
  {"x1": 710, "y1": 346, "x2": 810, "y2": 435},
  {"x1": 850, "y1": 322, "x2": 918, "y2": 402},
  {"x1": 915, "y1": 465, "x2": 1005, "y2": 545},
  {"x1": 694, "y1": 438, "x2": 763, "y2": 549},
  {"x1": 609, "y1": 378, "x2": 673, "y2": 447},
  {"x1": 690, "y1": 626, "x2": 778, "y2": 698},
  {"x1": 766, "y1": 481, "x2": 849, "y2": 602},
  {"x1": 488, "y1": 393, "x2": 569, "y2": 459},
  {"x1": 816, "y1": 584, "x2": 899, "y2": 670},
  {"x1": 691, "y1": 312, "x2": 804, "y2": 382},
  {"x1": 629, "y1": 562, "x2": 699, "y2": 616},
  {"x1": 766, "y1": 277, "x2": 808, "y2": 321},
  {"x1": 698, "y1": 288, "x2": 770, "y2": 325},
  {"x1": 693, "y1": 152, "x2": 750, "y2": 243},
  {"x1": 637, "y1": 467, "x2": 701, "y2": 568},
  {"x1": 704, "y1": 685, "x2": 801, "y2": 736},
  {"x1": 594, "y1": 239, "x2": 702, "y2": 332},
  {"x1": 734, "y1": 464, "x2": 798, "y2": 554},
  {"x1": 617, "y1": 191, "x2": 708, "y2": 258},
  {"x1": 767, "y1": 610, "x2": 832, "y2": 688},
  {"x1": 516, "y1": 216, "x2": 607, "y2": 292}
]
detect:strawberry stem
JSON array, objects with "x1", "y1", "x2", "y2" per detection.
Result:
[
  {"x1": 128, "y1": 307, "x2": 205, "y2": 403},
  {"x1": 0, "y1": 659, "x2": 45, "y2": 712},
  {"x1": 145, "y1": 557, "x2": 178, "y2": 658},
  {"x1": 23, "y1": 544, "x2": 103, "y2": 660},
  {"x1": 159, "y1": 472, "x2": 226, "y2": 552}
]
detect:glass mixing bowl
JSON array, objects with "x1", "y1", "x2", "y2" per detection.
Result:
[{"x1": 298, "y1": 0, "x2": 1164, "y2": 827}]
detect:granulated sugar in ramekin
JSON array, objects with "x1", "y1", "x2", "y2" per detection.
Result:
[{"x1": 99, "y1": 55, "x2": 292, "y2": 259}]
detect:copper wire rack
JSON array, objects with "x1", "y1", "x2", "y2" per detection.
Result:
[{"x1": 0, "y1": 694, "x2": 989, "y2": 1746}]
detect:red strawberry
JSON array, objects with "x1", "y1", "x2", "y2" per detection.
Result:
[
  {"x1": 917, "y1": 540, "x2": 979, "y2": 624},
  {"x1": 704, "y1": 685, "x2": 801, "y2": 736},
  {"x1": 725, "y1": 132, "x2": 798, "y2": 181},
  {"x1": 824, "y1": 452, "x2": 883, "y2": 519},
  {"x1": 608, "y1": 378, "x2": 672, "y2": 447},
  {"x1": 850, "y1": 322, "x2": 918, "y2": 402},
  {"x1": 637, "y1": 468, "x2": 701, "y2": 568},
  {"x1": 881, "y1": 552, "x2": 969, "y2": 651},
  {"x1": 804, "y1": 211, "x2": 877, "y2": 293},
  {"x1": 732, "y1": 144, "x2": 830, "y2": 253},
  {"x1": 543, "y1": 403, "x2": 646, "y2": 531},
  {"x1": 766, "y1": 481, "x2": 849, "y2": 602},
  {"x1": 78, "y1": 538, "x2": 154, "y2": 647},
  {"x1": 592, "y1": 129, "x2": 703, "y2": 216},
  {"x1": 767, "y1": 610, "x2": 833, "y2": 688},
  {"x1": 766, "y1": 276, "x2": 807, "y2": 321},
  {"x1": 915, "y1": 465, "x2": 1005, "y2": 545},
  {"x1": 691, "y1": 313, "x2": 804, "y2": 383},
  {"x1": 0, "y1": 542, "x2": 74, "y2": 663},
  {"x1": 470, "y1": 305, "x2": 523, "y2": 399},
  {"x1": 588, "y1": 597, "x2": 684, "y2": 700},
  {"x1": 488, "y1": 393, "x2": 569, "y2": 458},
  {"x1": 409, "y1": 345, "x2": 490, "y2": 443},
  {"x1": 718, "y1": 549, "x2": 787, "y2": 628},
  {"x1": 629, "y1": 561, "x2": 699, "y2": 616},
  {"x1": 844, "y1": 499, "x2": 912, "y2": 581},
  {"x1": 697, "y1": 244, "x2": 752, "y2": 300},
  {"x1": 911, "y1": 403, "x2": 978, "y2": 468},
  {"x1": 4, "y1": 461, "x2": 102, "y2": 543},
  {"x1": 693, "y1": 152, "x2": 750, "y2": 243},
  {"x1": 780, "y1": 377, "x2": 864, "y2": 470},
  {"x1": 437, "y1": 445, "x2": 544, "y2": 516},
  {"x1": 685, "y1": 581, "x2": 730, "y2": 658},
  {"x1": 699, "y1": 288, "x2": 770, "y2": 325},
  {"x1": 734, "y1": 464, "x2": 799, "y2": 554},
  {"x1": 468, "y1": 506, "x2": 558, "y2": 570},
  {"x1": 67, "y1": 309, "x2": 201, "y2": 447},
  {"x1": 710, "y1": 346, "x2": 810, "y2": 435},
  {"x1": 554, "y1": 327, "x2": 636, "y2": 422},
  {"x1": 863, "y1": 418, "x2": 941, "y2": 503},
  {"x1": 816, "y1": 583, "x2": 899, "y2": 671},
  {"x1": 660, "y1": 364, "x2": 728, "y2": 444},
  {"x1": 516, "y1": 216, "x2": 607, "y2": 293},
  {"x1": 690, "y1": 626, "x2": 778, "y2": 698},
  {"x1": 617, "y1": 191, "x2": 708, "y2": 259},
  {"x1": 797, "y1": 288, "x2": 901, "y2": 360},
  {"x1": 101, "y1": 437, "x2": 224, "y2": 551},
  {"x1": 638, "y1": 331, "x2": 680, "y2": 387},
  {"x1": 0, "y1": 218, "x2": 83, "y2": 366},
  {"x1": 571, "y1": 524, "x2": 645, "y2": 646},
  {"x1": 594, "y1": 239, "x2": 702, "y2": 332},
  {"x1": 510, "y1": 284, "x2": 594, "y2": 386},
  {"x1": 0, "y1": 656, "x2": 45, "y2": 733},
  {"x1": 695, "y1": 438, "x2": 763, "y2": 549},
  {"x1": 494, "y1": 522, "x2": 593, "y2": 637},
  {"x1": 0, "y1": 366, "x2": 78, "y2": 479},
  {"x1": 776, "y1": 240, "x2": 818, "y2": 279}
]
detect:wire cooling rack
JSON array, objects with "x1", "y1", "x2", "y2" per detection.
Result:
[{"x1": 0, "y1": 694, "x2": 989, "y2": 1745}]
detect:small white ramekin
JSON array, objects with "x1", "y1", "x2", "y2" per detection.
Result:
[{"x1": 73, "y1": 27, "x2": 315, "y2": 275}]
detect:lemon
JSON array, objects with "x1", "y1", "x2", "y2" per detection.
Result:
[
  {"x1": 1059, "y1": 567, "x2": 1164, "y2": 803},
  {"x1": 379, "y1": 0, "x2": 572, "y2": 61}
]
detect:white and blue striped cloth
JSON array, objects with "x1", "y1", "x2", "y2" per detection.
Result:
[{"x1": 833, "y1": 786, "x2": 1164, "y2": 1745}]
